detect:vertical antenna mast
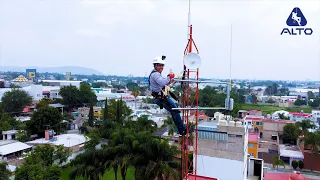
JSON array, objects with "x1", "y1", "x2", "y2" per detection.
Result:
[{"x1": 226, "y1": 24, "x2": 233, "y2": 114}]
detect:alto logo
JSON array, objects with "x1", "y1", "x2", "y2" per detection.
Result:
[{"x1": 281, "y1": 7, "x2": 313, "y2": 35}]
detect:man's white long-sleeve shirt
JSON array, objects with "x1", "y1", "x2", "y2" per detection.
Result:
[{"x1": 149, "y1": 70, "x2": 170, "y2": 93}]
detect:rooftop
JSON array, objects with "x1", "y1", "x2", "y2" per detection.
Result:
[
  {"x1": 41, "y1": 80, "x2": 82, "y2": 83},
  {"x1": 289, "y1": 112, "x2": 312, "y2": 117},
  {"x1": 188, "y1": 174, "x2": 218, "y2": 180},
  {"x1": 198, "y1": 121, "x2": 218, "y2": 128},
  {"x1": 264, "y1": 172, "x2": 315, "y2": 180},
  {"x1": 26, "y1": 134, "x2": 86, "y2": 148},
  {"x1": 279, "y1": 144, "x2": 304, "y2": 159},
  {"x1": 248, "y1": 133, "x2": 259, "y2": 142},
  {"x1": 0, "y1": 142, "x2": 32, "y2": 156}
]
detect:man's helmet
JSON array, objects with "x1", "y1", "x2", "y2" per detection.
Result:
[{"x1": 152, "y1": 55, "x2": 166, "y2": 65}]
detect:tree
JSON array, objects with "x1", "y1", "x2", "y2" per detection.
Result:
[
  {"x1": 296, "y1": 120, "x2": 316, "y2": 136},
  {"x1": 301, "y1": 131, "x2": 320, "y2": 171},
  {"x1": 251, "y1": 95, "x2": 258, "y2": 104},
  {"x1": 294, "y1": 99, "x2": 307, "y2": 106},
  {"x1": 133, "y1": 132, "x2": 180, "y2": 180},
  {"x1": 1, "y1": 88, "x2": 32, "y2": 114},
  {"x1": 282, "y1": 123, "x2": 299, "y2": 145},
  {"x1": 0, "y1": 161, "x2": 10, "y2": 180},
  {"x1": 134, "y1": 115, "x2": 157, "y2": 133},
  {"x1": 88, "y1": 102, "x2": 94, "y2": 127},
  {"x1": 0, "y1": 112, "x2": 20, "y2": 132},
  {"x1": 272, "y1": 157, "x2": 285, "y2": 170},
  {"x1": 292, "y1": 160, "x2": 298, "y2": 170},
  {"x1": 54, "y1": 145, "x2": 72, "y2": 165},
  {"x1": 298, "y1": 160, "x2": 304, "y2": 169},
  {"x1": 84, "y1": 129, "x2": 101, "y2": 150},
  {"x1": 162, "y1": 116, "x2": 177, "y2": 136},
  {"x1": 36, "y1": 98, "x2": 53, "y2": 109},
  {"x1": 79, "y1": 83, "x2": 97, "y2": 105},
  {"x1": 15, "y1": 144, "x2": 67, "y2": 180},
  {"x1": 70, "y1": 149, "x2": 109, "y2": 180},
  {"x1": 104, "y1": 98, "x2": 108, "y2": 121},
  {"x1": 59, "y1": 85, "x2": 82, "y2": 109},
  {"x1": 126, "y1": 82, "x2": 139, "y2": 91},
  {"x1": 278, "y1": 113, "x2": 290, "y2": 120},
  {"x1": 132, "y1": 89, "x2": 140, "y2": 109},
  {"x1": 308, "y1": 97, "x2": 320, "y2": 108},
  {"x1": 27, "y1": 106, "x2": 63, "y2": 137}
]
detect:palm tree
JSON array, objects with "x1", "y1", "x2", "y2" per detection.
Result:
[
  {"x1": 0, "y1": 161, "x2": 10, "y2": 180},
  {"x1": 106, "y1": 128, "x2": 135, "y2": 180},
  {"x1": 296, "y1": 120, "x2": 316, "y2": 136},
  {"x1": 70, "y1": 149, "x2": 109, "y2": 180},
  {"x1": 161, "y1": 116, "x2": 177, "y2": 136},
  {"x1": 272, "y1": 157, "x2": 285, "y2": 170},
  {"x1": 135, "y1": 115, "x2": 157, "y2": 133},
  {"x1": 301, "y1": 131, "x2": 320, "y2": 171},
  {"x1": 133, "y1": 132, "x2": 180, "y2": 180},
  {"x1": 132, "y1": 89, "x2": 140, "y2": 109}
]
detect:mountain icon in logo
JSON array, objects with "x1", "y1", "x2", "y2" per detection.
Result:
[{"x1": 286, "y1": 7, "x2": 307, "y2": 26}]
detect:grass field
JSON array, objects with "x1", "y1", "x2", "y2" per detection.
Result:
[
  {"x1": 240, "y1": 104, "x2": 313, "y2": 115},
  {"x1": 60, "y1": 166, "x2": 135, "y2": 180}
]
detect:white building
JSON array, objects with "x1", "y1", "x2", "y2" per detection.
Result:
[
  {"x1": 41, "y1": 80, "x2": 82, "y2": 88},
  {"x1": 196, "y1": 120, "x2": 251, "y2": 180},
  {"x1": 0, "y1": 84, "x2": 43, "y2": 102},
  {"x1": 311, "y1": 110, "x2": 320, "y2": 125}
]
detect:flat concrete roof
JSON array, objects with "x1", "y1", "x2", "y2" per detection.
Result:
[
  {"x1": 0, "y1": 142, "x2": 32, "y2": 156},
  {"x1": 279, "y1": 144, "x2": 304, "y2": 159},
  {"x1": 26, "y1": 134, "x2": 86, "y2": 148}
]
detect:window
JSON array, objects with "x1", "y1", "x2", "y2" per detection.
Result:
[{"x1": 248, "y1": 143, "x2": 255, "y2": 148}]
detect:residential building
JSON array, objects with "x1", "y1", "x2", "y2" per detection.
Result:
[
  {"x1": 288, "y1": 112, "x2": 312, "y2": 122},
  {"x1": 262, "y1": 119, "x2": 295, "y2": 140},
  {"x1": 0, "y1": 84, "x2": 43, "y2": 102},
  {"x1": 279, "y1": 144, "x2": 304, "y2": 166},
  {"x1": 26, "y1": 133, "x2": 87, "y2": 152},
  {"x1": 311, "y1": 110, "x2": 320, "y2": 125},
  {"x1": 0, "y1": 140, "x2": 32, "y2": 161},
  {"x1": 243, "y1": 115, "x2": 264, "y2": 131},
  {"x1": 1, "y1": 130, "x2": 19, "y2": 141},
  {"x1": 41, "y1": 80, "x2": 82, "y2": 88},
  {"x1": 248, "y1": 133, "x2": 259, "y2": 158},
  {"x1": 196, "y1": 120, "x2": 250, "y2": 180}
]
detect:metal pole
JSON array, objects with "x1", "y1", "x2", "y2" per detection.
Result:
[
  {"x1": 172, "y1": 107, "x2": 227, "y2": 110},
  {"x1": 173, "y1": 79, "x2": 230, "y2": 84}
]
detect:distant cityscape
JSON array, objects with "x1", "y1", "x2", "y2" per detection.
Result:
[{"x1": 0, "y1": 67, "x2": 320, "y2": 180}]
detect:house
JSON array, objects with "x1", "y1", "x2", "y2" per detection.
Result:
[
  {"x1": 243, "y1": 115, "x2": 264, "y2": 131},
  {"x1": 248, "y1": 132, "x2": 259, "y2": 158},
  {"x1": 288, "y1": 112, "x2": 312, "y2": 122},
  {"x1": 26, "y1": 133, "x2": 87, "y2": 152},
  {"x1": 279, "y1": 144, "x2": 304, "y2": 166},
  {"x1": 0, "y1": 140, "x2": 32, "y2": 161},
  {"x1": 196, "y1": 120, "x2": 252, "y2": 180},
  {"x1": 311, "y1": 110, "x2": 320, "y2": 125}
]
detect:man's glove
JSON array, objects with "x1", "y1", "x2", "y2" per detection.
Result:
[{"x1": 167, "y1": 73, "x2": 175, "y2": 79}]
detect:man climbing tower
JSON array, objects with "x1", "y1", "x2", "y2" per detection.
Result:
[{"x1": 148, "y1": 55, "x2": 187, "y2": 136}]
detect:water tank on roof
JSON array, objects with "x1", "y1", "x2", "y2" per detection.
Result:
[
  {"x1": 236, "y1": 121, "x2": 242, "y2": 127},
  {"x1": 229, "y1": 121, "x2": 235, "y2": 126},
  {"x1": 225, "y1": 98, "x2": 234, "y2": 111},
  {"x1": 218, "y1": 119, "x2": 227, "y2": 126}
]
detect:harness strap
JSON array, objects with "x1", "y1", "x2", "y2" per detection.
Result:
[{"x1": 148, "y1": 69, "x2": 158, "y2": 91}]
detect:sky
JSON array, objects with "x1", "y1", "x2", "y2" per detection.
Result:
[{"x1": 0, "y1": 0, "x2": 319, "y2": 81}]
